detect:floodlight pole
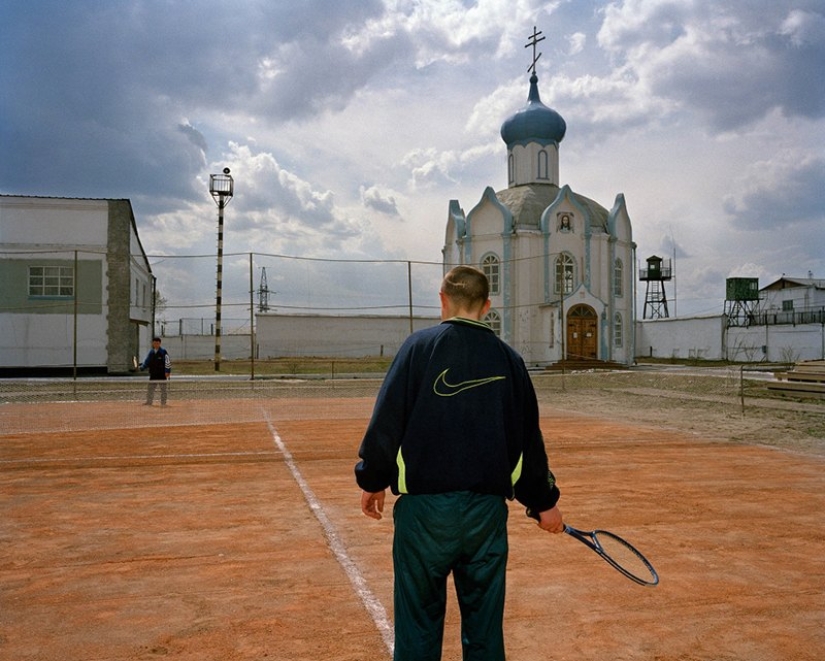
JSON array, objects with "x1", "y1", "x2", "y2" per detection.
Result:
[{"x1": 209, "y1": 168, "x2": 234, "y2": 372}]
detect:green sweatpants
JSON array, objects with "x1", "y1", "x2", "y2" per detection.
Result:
[{"x1": 392, "y1": 492, "x2": 509, "y2": 661}]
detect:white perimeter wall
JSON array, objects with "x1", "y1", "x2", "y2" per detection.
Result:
[
  {"x1": 257, "y1": 314, "x2": 439, "y2": 358},
  {"x1": 725, "y1": 324, "x2": 825, "y2": 362},
  {"x1": 636, "y1": 316, "x2": 725, "y2": 360},
  {"x1": 156, "y1": 335, "x2": 252, "y2": 361},
  {"x1": 636, "y1": 315, "x2": 825, "y2": 363}
]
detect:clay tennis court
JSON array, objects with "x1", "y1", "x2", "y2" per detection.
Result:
[{"x1": 1, "y1": 373, "x2": 823, "y2": 660}]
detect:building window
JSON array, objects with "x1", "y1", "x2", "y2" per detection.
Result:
[
  {"x1": 554, "y1": 254, "x2": 575, "y2": 295},
  {"x1": 481, "y1": 253, "x2": 501, "y2": 295},
  {"x1": 782, "y1": 300, "x2": 794, "y2": 312},
  {"x1": 484, "y1": 309, "x2": 501, "y2": 337},
  {"x1": 614, "y1": 312, "x2": 623, "y2": 347},
  {"x1": 508, "y1": 153, "x2": 514, "y2": 185},
  {"x1": 28, "y1": 265, "x2": 74, "y2": 297},
  {"x1": 614, "y1": 259, "x2": 624, "y2": 297},
  {"x1": 537, "y1": 150, "x2": 549, "y2": 180}
]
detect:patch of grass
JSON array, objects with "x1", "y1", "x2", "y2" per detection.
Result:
[{"x1": 175, "y1": 357, "x2": 394, "y2": 377}]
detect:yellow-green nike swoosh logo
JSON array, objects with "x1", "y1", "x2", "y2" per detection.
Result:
[{"x1": 433, "y1": 368, "x2": 506, "y2": 397}]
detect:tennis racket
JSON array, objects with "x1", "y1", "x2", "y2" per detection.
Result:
[{"x1": 564, "y1": 524, "x2": 659, "y2": 587}]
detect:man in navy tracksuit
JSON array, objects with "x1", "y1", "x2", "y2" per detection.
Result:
[
  {"x1": 140, "y1": 336, "x2": 171, "y2": 406},
  {"x1": 355, "y1": 265, "x2": 563, "y2": 661}
]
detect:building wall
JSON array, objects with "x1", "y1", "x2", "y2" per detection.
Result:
[
  {"x1": 0, "y1": 196, "x2": 152, "y2": 373},
  {"x1": 256, "y1": 314, "x2": 439, "y2": 358},
  {"x1": 636, "y1": 315, "x2": 825, "y2": 363},
  {"x1": 106, "y1": 199, "x2": 152, "y2": 372},
  {"x1": 636, "y1": 316, "x2": 725, "y2": 360},
  {"x1": 167, "y1": 313, "x2": 824, "y2": 364},
  {"x1": 154, "y1": 334, "x2": 252, "y2": 361},
  {"x1": 762, "y1": 282, "x2": 825, "y2": 308},
  {"x1": 725, "y1": 324, "x2": 825, "y2": 362}
]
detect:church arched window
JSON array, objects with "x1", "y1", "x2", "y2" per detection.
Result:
[
  {"x1": 537, "y1": 150, "x2": 549, "y2": 180},
  {"x1": 554, "y1": 253, "x2": 575, "y2": 295},
  {"x1": 481, "y1": 253, "x2": 501, "y2": 295},
  {"x1": 614, "y1": 312, "x2": 623, "y2": 347},
  {"x1": 484, "y1": 309, "x2": 502, "y2": 337},
  {"x1": 508, "y1": 154, "x2": 515, "y2": 185},
  {"x1": 614, "y1": 258, "x2": 624, "y2": 297}
]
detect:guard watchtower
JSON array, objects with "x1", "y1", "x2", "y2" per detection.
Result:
[
  {"x1": 640, "y1": 255, "x2": 672, "y2": 319},
  {"x1": 723, "y1": 277, "x2": 759, "y2": 327}
]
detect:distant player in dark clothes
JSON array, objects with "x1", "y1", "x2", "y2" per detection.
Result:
[
  {"x1": 140, "y1": 336, "x2": 171, "y2": 406},
  {"x1": 355, "y1": 265, "x2": 563, "y2": 661}
]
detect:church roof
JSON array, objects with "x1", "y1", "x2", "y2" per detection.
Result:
[
  {"x1": 496, "y1": 184, "x2": 609, "y2": 231},
  {"x1": 500, "y1": 74, "x2": 566, "y2": 147}
]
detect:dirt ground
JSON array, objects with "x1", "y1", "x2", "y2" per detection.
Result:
[{"x1": 1, "y1": 373, "x2": 824, "y2": 660}]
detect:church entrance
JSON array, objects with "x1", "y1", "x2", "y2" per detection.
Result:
[{"x1": 566, "y1": 304, "x2": 598, "y2": 360}]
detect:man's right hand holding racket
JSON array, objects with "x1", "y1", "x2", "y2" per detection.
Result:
[{"x1": 535, "y1": 505, "x2": 564, "y2": 533}]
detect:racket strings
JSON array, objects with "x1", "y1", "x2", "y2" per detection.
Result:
[{"x1": 593, "y1": 531, "x2": 658, "y2": 584}]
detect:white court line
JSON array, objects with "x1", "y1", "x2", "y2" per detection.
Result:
[
  {"x1": 0, "y1": 450, "x2": 278, "y2": 466},
  {"x1": 0, "y1": 419, "x2": 273, "y2": 436},
  {"x1": 263, "y1": 411, "x2": 394, "y2": 658}
]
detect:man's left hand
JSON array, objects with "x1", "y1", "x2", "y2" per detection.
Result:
[{"x1": 361, "y1": 490, "x2": 386, "y2": 520}]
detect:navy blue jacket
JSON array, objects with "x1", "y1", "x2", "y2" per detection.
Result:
[
  {"x1": 355, "y1": 318, "x2": 559, "y2": 515},
  {"x1": 141, "y1": 348, "x2": 171, "y2": 380}
]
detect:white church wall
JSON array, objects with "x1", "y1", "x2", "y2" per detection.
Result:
[
  {"x1": 468, "y1": 197, "x2": 509, "y2": 237},
  {"x1": 586, "y1": 234, "x2": 612, "y2": 301},
  {"x1": 508, "y1": 144, "x2": 559, "y2": 186}
]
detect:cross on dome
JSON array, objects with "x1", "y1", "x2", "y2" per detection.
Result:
[{"x1": 525, "y1": 26, "x2": 545, "y2": 74}]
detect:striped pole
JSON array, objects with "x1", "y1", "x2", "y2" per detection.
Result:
[
  {"x1": 209, "y1": 170, "x2": 234, "y2": 372},
  {"x1": 215, "y1": 200, "x2": 225, "y2": 371}
]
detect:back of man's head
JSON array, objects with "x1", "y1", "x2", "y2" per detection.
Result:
[{"x1": 441, "y1": 266, "x2": 489, "y2": 310}]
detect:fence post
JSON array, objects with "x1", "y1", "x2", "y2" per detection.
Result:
[
  {"x1": 407, "y1": 261, "x2": 413, "y2": 335},
  {"x1": 249, "y1": 252, "x2": 255, "y2": 381},
  {"x1": 73, "y1": 250, "x2": 79, "y2": 385}
]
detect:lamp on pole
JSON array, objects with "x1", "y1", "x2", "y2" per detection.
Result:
[{"x1": 209, "y1": 168, "x2": 234, "y2": 372}]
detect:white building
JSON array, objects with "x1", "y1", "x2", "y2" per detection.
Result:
[
  {"x1": 0, "y1": 195, "x2": 154, "y2": 374},
  {"x1": 637, "y1": 276, "x2": 825, "y2": 363},
  {"x1": 758, "y1": 277, "x2": 825, "y2": 322},
  {"x1": 443, "y1": 72, "x2": 636, "y2": 366}
]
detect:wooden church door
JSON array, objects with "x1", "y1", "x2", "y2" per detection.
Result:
[{"x1": 566, "y1": 304, "x2": 598, "y2": 360}]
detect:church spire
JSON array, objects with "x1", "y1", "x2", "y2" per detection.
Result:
[{"x1": 499, "y1": 27, "x2": 566, "y2": 187}]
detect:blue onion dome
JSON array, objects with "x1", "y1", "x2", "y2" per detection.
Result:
[{"x1": 500, "y1": 73, "x2": 566, "y2": 147}]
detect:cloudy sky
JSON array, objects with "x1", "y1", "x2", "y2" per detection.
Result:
[{"x1": 2, "y1": 0, "x2": 824, "y2": 322}]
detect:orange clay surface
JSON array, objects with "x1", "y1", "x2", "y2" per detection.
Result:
[{"x1": 1, "y1": 396, "x2": 823, "y2": 661}]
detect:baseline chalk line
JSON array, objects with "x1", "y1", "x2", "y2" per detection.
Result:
[{"x1": 263, "y1": 411, "x2": 394, "y2": 657}]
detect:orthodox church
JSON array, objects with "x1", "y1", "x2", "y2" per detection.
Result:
[{"x1": 443, "y1": 68, "x2": 636, "y2": 367}]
